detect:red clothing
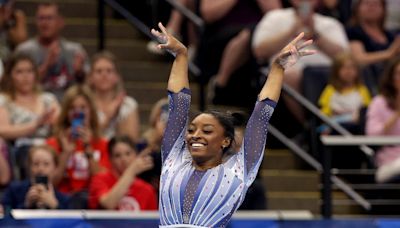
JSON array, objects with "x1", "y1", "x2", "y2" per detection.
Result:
[
  {"x1": 89, "y1": 171, "x2": 157, "y2": 211},
  {"x1": 47, "y1": 137, "x2": 111, "y2": 194}
]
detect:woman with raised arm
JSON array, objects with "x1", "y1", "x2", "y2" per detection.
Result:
[{"x1": 151, "y1": 22, "x2": 315, "y2": 227}]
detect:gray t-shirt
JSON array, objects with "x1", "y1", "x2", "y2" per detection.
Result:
[{"x1": 15, "y1": 37, "x2": 89, "y2": 99}]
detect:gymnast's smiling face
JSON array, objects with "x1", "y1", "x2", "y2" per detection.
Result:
[{"x1": 186, "y1": 113, "x2": 231, "y2": 167}]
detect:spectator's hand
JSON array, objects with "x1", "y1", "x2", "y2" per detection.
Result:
[
  {"x1": 274, "y1": 32, "x2": 316, "y2": 69},
  {"x1": 389, "y1": 36, "x2": 400, "y2": 56},
  {"x1": 60, "y1": 130, "x2": 75, "y2": 156},
  {"x1": 13, "y1": 10, "x2": 26, "y2": 25},
  {"x1": 46, "y1": 41, "x2": 61, "y2": 67},
  {"x1": 105, "y1": 91, "x2": 125, "y2": 121},
  {"x1": 36, "y1": 107, "x2": 57, "y2": 127},
  {"x1": 25, "y1": 185, "x2": 40, "y2": 208},
  {"x1": 77, "y1": 126, "x2": 93, "y2": 146},
  {"x1": 73, "y1": 51, "x2": 86, "y2": 73},
  {"x1": 129, "y1": 148, "x2": 154, "y2": 176},
  {"x1": 36, "y1": 184, "x2": 58, "y2": 209},
  {"x1": 151, "y1": 22, "x2": 187, "y2": 56}
]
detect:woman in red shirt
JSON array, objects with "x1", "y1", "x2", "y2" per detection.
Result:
[
  {"x1": 89, "y1": 136, "x2": 157, "y2": 211},
  {"x1": 47, "y1": 85, "x2": 111, "y2": 208}
]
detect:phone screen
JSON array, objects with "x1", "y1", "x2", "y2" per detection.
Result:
[
  {"x1": 34, "y1": 175, "x2": 48, "y2": 186},
  {"x1": 71, "y1": 111, "x2": 85, "y2": 139}
]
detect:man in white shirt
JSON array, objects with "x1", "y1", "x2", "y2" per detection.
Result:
[{"x1": 252, "y1": 0, "x2": 349, "y2": 122}]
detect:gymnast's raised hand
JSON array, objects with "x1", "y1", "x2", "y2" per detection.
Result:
[
  {"x1": 151, "y1": 22, "x2": 187, "y2": 56},
  {"x1": 274, "y1": 32, "x2": 316, "y2": 69}
]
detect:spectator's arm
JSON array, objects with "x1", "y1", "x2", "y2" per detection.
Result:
[
  {"x1": 99, "y1": 150, "x2": 153, "y2": 209},
  {"x1": 0, "y1": 149, "x2": 10, "y2": 186},
  {"x1": 314, "y1": 33, "x2": 346, "y2": 58},
  {"x1": 350, "y1": 39, "x2": 400, "y2": 66},
  {"x1": 200, "y1": 0, "x2": 237, "y2": 23},
  {"x1": 8, "y1": 10, "x2": 27, "y2": 46},
  {"x1": 98, "y1": 166, "x2": 136, "y2": 209},
  {"x1": 0, "y1": 106, "x2": 39, "y2": 140}
]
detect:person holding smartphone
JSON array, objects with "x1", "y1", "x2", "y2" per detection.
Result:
[
  {"x1": 46, "y1": 85, "x2": 111, "y2": 209},
  {"x1": 1, "y1": 145, "x2": 69, "y2": 209},
  {"x1": 252, "y1": 0, "x2": 349, "y2": 123}
]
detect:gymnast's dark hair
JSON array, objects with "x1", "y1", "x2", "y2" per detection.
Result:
[{"x1": 108, "y1": 135, "x2": 137, "y2": 157}]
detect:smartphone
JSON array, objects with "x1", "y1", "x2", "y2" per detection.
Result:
[
  {"x1": 34, "y1": 175, "x2": 48, "y2": 186},
  {"x1": 71, "y1": 110, "x2": 85, "y2": 139}
]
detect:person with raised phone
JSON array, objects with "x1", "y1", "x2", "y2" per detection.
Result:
[
  {"x1": 1, "y1": 145, "x2": 69, "y2": 209},
  {"x1": 151, "y1": 22, "x2": 315, "y2": 227}
]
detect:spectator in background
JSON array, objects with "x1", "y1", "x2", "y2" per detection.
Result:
[
  {"x1": 0, "y1": 138, "x2": 10, "y2": 186},
  {"x1": 316, "y1": 0, "x2": 352, "y2": 25},
  {"x1": 0, "y1": 54, "x2": 59, "y2": 179},
  {"x1": 136, "y1": 98, "x2": 168, "y2": 191},
  {"x1": 197, "y1": 0, "x2": 281, "y2": 108},
  {"x1": 0, "y1": 0, "x2": 27, "y2": 61},
  {"x1": 88, "y1": 51, "x2": 140, "y2": 142},
  {"x1": 318, "y1": 53, "x2": 371, "y2": 134},
  {"x1": 89, "y1": 136, "x2": 157, "y2": 211},
  {"x1": 252, "y1": 0, "x2": 348, "y2": 122},
  {"x1": 47, "y1": 85, "x2": 110, "y2": 208},
  {"x1": 1, "y1": 145, "x2": 69, "y2": 209},
  {"x1": 347, "y1": 0, "x2": 400, "y2": 93},
  {"x1": 366, "y1": 58, "x2": 400, "y2": 183},
  {"x1": 15, "y1": 2, "x2": 88, "y2": 99}
]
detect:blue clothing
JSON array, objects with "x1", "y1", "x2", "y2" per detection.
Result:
[
  {"x1": 2, "y1": 180, "x2": 70, "y2": 209},
  {"x1": 159, "y1": 88, "x2": 276, "y2": 227}
]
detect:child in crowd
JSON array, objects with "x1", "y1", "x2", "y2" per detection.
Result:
[
  {"x1": 318, "y1": 53, "x2": 371, "y2": 134},
  {"x1": 1, "y1": 145, "x2": 69, "y2": 209},
  {"x1": 89, "y1": 136, "x2": 157, "y2": 211}
]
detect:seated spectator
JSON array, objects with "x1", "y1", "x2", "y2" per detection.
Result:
[
  {"x1": 89, "y1": 136, "x2": 157, "y2": 211},
  {"x1": 0, "y1": 138, "x2": 10, "y2": 186},
  {"x1": 318, "y1": 53, "x2": 371, "y2": 134},
  {"x1": 366, "y1": 58, "x2": 400, "y2": 183},
  {"x1": 199, "y1": 0, "x2": 281, "y2": 108},
  {"x1": 252, "y1": 0, "x2": 348, "y2": 122},
  {"x1": 88, "y1": 51, "x2": 140, "y2": 142},
  {"x1": 136, "y1": 98, "x2": 168, "y2": 191},
  {"x1": 1, "y1": 145, "x2": 69, "y2": 209},
  {"x1": 15, "y1": 2, "x2": 88, "y2": 99},
  {"x1": 47, "y1": 85, "x2": 110, "y2": 208},
  {"x1": 0, "y1": 0, "x2": 27, "y2": 61},
  {"x1": 0, "y1": 53, "x2": 59, "y2": 179},
  {"x1": 347, "y1": 0, "x2": 400, "y2": 92}
]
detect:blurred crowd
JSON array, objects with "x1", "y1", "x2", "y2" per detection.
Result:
[{"x1": 0, "y1": 0, "x2": 399, "y2": 213}]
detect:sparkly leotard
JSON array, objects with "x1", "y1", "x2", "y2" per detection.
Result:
[{"x1": 159, "y1": 88, "x2": 276, "y2": 227}]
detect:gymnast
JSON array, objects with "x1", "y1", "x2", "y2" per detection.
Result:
[{"x1": 151, "y1": 22, "x2": 315, "y2": 227}]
